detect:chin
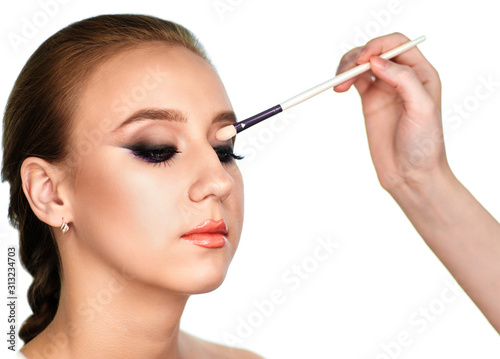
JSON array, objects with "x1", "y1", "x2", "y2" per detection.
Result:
[
  {"x1": 186, "y1": 263, "x2": 230, "y2": 294},
  {"x1": 169, "y1": 259, "x2": 231, "y2": 295}
]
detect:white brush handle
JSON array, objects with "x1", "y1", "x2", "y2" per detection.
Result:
[{"x1": 280, "y1": 36, "x2": 426, "y2": 110}]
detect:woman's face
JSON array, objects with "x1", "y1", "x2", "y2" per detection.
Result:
[{"x1": 66, "y1": 44, "x2": 244, "y2": 294}]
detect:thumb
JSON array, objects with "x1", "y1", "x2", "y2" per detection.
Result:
[{"x1": 370, "y1": 56, "x2": 433, "y2": 111}]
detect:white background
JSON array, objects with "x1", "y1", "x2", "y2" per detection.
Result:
[{"x1": 1, "y1": 0, "x2": 500, "y2": 358}]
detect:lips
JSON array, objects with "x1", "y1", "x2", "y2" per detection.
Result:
[{"x1": 181, "y1": 219, "x2": 228, "y2": 248}]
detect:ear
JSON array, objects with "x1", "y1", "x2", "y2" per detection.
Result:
[{"x1": 20, "y1": 157, "x2": 73, "y2": 229}]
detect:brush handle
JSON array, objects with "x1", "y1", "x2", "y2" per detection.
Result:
[
  {"x1": 234, "y1": 104, "x2": 283, "y2": 133},
  {"x1": 229, "y1": 36, "x2": 426, "y2": 137},
  {"x1": 280, "y1": 36, "x2": 426, "y2": 110}
]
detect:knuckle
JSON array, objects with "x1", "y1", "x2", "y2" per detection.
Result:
[
  {"x1": 398, "y1": 66, "x2": 418, "y2": 82},
  {"x1": 419, "y1": 65, "x2": 441, "y2": 88},
  {"x1": 390, "y1": 32, "x2": 410, "y2": 41},
  {"x1": 344, "y1": 47, "x2": 363, "y2": 61},
  {"x1": 338, "y1": 47, "x2": 363, "y2": 73},
  {"x1": 430, "y1": 66, "x2": 441, "y2": 84}
]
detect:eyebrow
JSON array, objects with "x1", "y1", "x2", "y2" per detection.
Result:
[{"x1": 112, "y1": 108, "x2": 237, "y2": 132}]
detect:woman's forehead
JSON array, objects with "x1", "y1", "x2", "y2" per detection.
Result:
[{"x1": 73, "y1": 44, "x2": 232, "y2": 134}]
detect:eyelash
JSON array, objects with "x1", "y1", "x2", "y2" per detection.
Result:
[{"x1": 130, "y1": 145, "x2": 243, "y2": 167}]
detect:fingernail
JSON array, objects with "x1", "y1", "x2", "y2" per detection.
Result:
[{"x1": 371, "y1": 56, "x2": 388, "y2": 70}]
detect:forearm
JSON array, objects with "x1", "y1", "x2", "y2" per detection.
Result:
[{"x1": 390, "y1": 166, "x2": 500, "y2": 333}]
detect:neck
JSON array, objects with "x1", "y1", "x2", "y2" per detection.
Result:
[{"x1": 25, "y1": 255, "x2": 190, "y2": 359}]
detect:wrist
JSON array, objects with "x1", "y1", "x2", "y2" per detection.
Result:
[{"x1": 388, "y1": 162, "x2": 463, "y2": 222}]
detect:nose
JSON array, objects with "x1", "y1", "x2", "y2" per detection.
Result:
[{"x1": 188, "y1": 146, "x2": 234, "y2": 203}]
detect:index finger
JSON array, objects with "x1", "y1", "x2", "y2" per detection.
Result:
[
  {"x1": 355, "y1": 32, "x2": 440, "y2": 102},
  {"x1": 356, "y1": 33, "x2": 438, "y2": 81}
]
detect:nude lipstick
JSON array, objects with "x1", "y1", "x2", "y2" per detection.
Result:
[{"x1": 181, "y1": 219, "x2": 228, "y2": 248}]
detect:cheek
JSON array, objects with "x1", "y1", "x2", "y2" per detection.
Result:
[
  {"x1": 69, "y1": 148, "x2": 245, "y2": 293},
  {"x1": 71, "y1": 149, "x2": 186, "y2": 262},
  {"x1": 234, "y1": 169, "x2": 244, "y2": 218},
  {"x1": 226, "y1": 167, "x2": 244, "y2": 245}
]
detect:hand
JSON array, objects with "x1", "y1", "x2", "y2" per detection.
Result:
[
  {"x1": 334, "y1": 33, "x2": 449, "y2": 193},
  {"x1": 335, "y1": 33, "x2": 500, "y2": 334}
]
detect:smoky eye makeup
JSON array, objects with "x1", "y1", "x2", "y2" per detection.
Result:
[
  {"x1": 213, "y1": 145, "x2": 244, "y2": 164},
  {"x1": 125, "y1": 142, "x2": 244, "y2": 167},
  {"x1": 127, "y1": 143, "x2": 180, "y2": 167}
]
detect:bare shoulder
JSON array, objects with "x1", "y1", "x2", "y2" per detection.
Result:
[
  {"x1": 180, "y1": 330, "x2": 265, "y2": 359},
  {"x1": 228, "y1": 347, "x2": 265, "y2": 359},
  {"x1": 220, "y1": 346, "x2": 265, "y2": 359}
]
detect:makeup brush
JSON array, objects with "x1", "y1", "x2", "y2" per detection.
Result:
[{"x1": 215, "y1": 36, "x2": 426, "y2": 142}]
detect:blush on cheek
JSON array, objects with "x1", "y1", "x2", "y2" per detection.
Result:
[
  {"x1": 73, "y1": 150, "x2": 180, "y2": 252},
  {"x1": 70, "y1": 152, "x2": 192, "y2": 288},
  {"x1": 220, "y1": 171, "x2": 244, "y2": 255}
]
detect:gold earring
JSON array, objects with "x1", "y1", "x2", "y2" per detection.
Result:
[{"x1": 61, "y1": 217, "x2": 69, "y2": 234}]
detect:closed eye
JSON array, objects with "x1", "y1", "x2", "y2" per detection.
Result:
[
  {"x1": 128, "y1": 144, "x2": 243, "y2": 167},
  {"x1": 130, "y1": 145, "x2": 180, "y2": 167},
  {"x1": 213, "y1": 145, "x2": 244, "y2": 165}
]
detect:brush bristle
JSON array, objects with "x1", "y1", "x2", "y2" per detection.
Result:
[{"x1": 215, "y1": 125, "x2": 237, "y2": 141}]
